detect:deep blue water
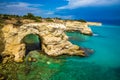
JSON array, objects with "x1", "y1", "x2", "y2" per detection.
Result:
[{"x1": 54, "y1": 25, "x2": 120, "y2": 80}]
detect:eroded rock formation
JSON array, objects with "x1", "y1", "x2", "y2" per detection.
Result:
[
  {"x1": 1, "y1": 23, "x2": 85, "y2": 62},
  {"x1": 65, "y1": 21, "x2": 93, "y2": 35}
]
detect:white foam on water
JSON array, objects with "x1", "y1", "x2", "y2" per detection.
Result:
[{"x1": 93, "y1": 33, "x2": 99, "y2": 36}]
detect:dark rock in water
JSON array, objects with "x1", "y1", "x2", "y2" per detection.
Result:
[
  {"x1": 25, "y1": 43, "x2": 41, "y2": 55},
  {"x1": 113, "y1": 67, "x2": 120, "y2": 77},
  {"x1": 80, "y1": 47, "x2": 94, "y2": 56},
  {"x1": 0, "y1": 73, "x2": 6, "y2": 80},
  {"x1": 0, "y1": 55, "x2": 2, "y2": 63}
]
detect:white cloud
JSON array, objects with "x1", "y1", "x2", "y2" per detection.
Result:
[
  {"x1": 6, "y1": 2, "x2": 42, "y2": 8},
  {"x1": 0, "y1": 2, "x2": 43, "y2": 15},
  {"x1": 57, "y1": 0, "x2": 120, "y2": 9},
  {"x1": 45, "y1": 11, "x2": 54, "y2": 15},
  {"x1": 0, "y1": 2, "x2": 73, "y2": 19},
  {"x1": 44, "y1": 11, "x2": 74, "y2": 19},
  {"x1": 54, "y1": 15, "x2": 74, "y2": 19}
]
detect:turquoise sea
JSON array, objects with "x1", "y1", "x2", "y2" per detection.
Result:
[
  {"x1": 1, "y1": 24, "x2": 120, "y2": 80},
  {"x1": 50, "y1": 25, "x2": 120, "y2": 80},
  {"x1": 66, "y1": 25, "x2": 120, "y2": 68}
]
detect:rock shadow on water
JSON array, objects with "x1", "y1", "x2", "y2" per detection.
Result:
[
  {"x1": 112, "y1": 66, "x2": 120, "y2": 79},
  {"x1": 25, "y1": 43, "x2": 41, "y2": 55},
  {"x1": 80, "y1": 47, "x2": 94, "y2": 57},
  {"x1": 22, "y1": 34, "x2": 42, "y2": 55},
  {"x1": 22, "y1": 50, "x2": 65, "y2": 80},
  {"x1": 0, "y1": 50, "x2": 65, "y2": 80},
  {"x1": 0, "y1": 55, "x2": 2, "y2": 63},
  {"x1": 56, "y1": 47, "x2": 94, "y2": 61},
  {"x1": 66, "y1": 31, "x2": 91, "y2": 42}
]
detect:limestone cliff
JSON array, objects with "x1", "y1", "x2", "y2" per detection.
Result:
[
  {"x1": 65, "y1": 21, "x2": 93, "y2": 35},
  {"x1": 1, "y1": 23, "x2": 85, "y2": 62},
  {"x1": 87, "y1": 22, "x2": 102, "y2": 26}
]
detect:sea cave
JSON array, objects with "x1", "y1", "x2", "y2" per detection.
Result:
[{"x1": 22, "y1": 34, "x2": 42, "y2": 55}]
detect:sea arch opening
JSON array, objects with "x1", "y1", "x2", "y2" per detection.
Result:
[{"x1": 22, "y1": 34, "x2": 42, "y2": 55}]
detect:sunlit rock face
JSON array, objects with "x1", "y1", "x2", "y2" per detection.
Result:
[
  {"x1": 1, "y1": 23, "x2": 85, "y2": 62},
  {"x1": 65, "y1": 21, "x2": 93, "y2": 35}
]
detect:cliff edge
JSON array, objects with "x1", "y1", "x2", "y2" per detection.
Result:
[{"x1": 1, "y1": 23, "x2": 86, "y2": 62}]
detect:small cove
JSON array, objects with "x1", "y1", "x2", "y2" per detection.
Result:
[
  {"x1": 55, "y1": 24, "x2": 120, "y2": 80},
  {"x1": 66, "y1": 25, "x2": 120, "y2": 68},
  {"x1": 0, "y1": 25, "x2": 120, "y2": 80}
]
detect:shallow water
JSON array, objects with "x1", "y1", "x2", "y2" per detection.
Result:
[
  {"x1": 0, "y1": 25, "x2": 120, "y2": 80},
  {"x1": 61, "y1": 25, "x2": 120, "y2": 80},
  {"x1": 66, "y1": 25, "x2": 120, "y2": 68}
]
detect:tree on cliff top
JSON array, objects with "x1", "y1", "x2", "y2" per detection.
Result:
[
  {"x1": 23, "y1": 13, "x2": 42, "y2": 22},
  {"x1": 77, "y1": 19, "x2": 87, "y2": 23},
  {"x1": 23, "y1": 13, "x2": 35, "y2": 19}
]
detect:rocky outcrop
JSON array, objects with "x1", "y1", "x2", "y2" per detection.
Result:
[
  {"x1": 65, "y1": 21, "x2": 93, "y2": 35},
  {"x1": 87, "y1": 22, "x2": 102, "y2": 26},
  {"x1": 1, "y1": 23, "x2": 85, "y2": 62}
]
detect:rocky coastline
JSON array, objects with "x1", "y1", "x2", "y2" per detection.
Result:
[
  {"x1": 87, "y1": 22, "x2": 102, "y2": 26},
  {"x1": 0, "y1": 17, "x2": 101, "y2": 62},
  {"x1": 65, "y1": 21, "x2": 93, "y2": 35},
  {"x1": 0, "y1": 23, "x2": 85, "y2": 62},
  {"x1": 65, "y1": 21, "x2": 102, "y2": 35}
]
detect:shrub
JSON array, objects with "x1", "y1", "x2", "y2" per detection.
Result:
[
  {"x1": 77, "y1": 19, "x2": 87, "y2": 23},
  {"x1": 0, "y1": 27, "x2": 5, "y2": 54},
  {"x1": 23, "y1": 13, "x2": 36, "y2": 20},
  {"x1": 54, "y1": 17, "x2": 61, "y2": 20},
  {"x1": 13, "y1": 20, "x2": 23, "y2": 26},
  {"x1": 45, "y1": 18, "x2": 54, "y2": 22},
  {"x1": 2, "y1": 14, "x2": 9, "y2": 19},
  {"x1": 35, "y1": 19, "x2": 42, "y2": 22},
  {"x1": 36, "y1": 16, "x2": 42, "y2": 19}
]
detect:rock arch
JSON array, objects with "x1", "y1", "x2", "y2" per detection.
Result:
[
  {"x1": 2, "y1": 23, "x2": 85, "y2": 62},
  {"x1": 22, "y1": 33, "x2": 42, "y2": 55}
]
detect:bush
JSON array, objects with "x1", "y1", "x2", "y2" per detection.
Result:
[
  {"x1": 23, "y1": 13, "x2": 36, "y2": 20},
  {"x1": 77, "y1": 19, "x2": 87, "y2": 23},
  {"x1": 35, "y1": 19, "x2": 42, "y2": 22},
  {"x1": 0, "y1": 27, "x2": 5, "y2": 54},
  {"x1": 2, "y1": 14, "x2": 9, "y2": 19},
  {"x1": 36, "y1": 16, "x2": 42, "y2": 19},
  {"x1": 45, "y1": 18, "x2": 54, "y2": 22},
  {"x1": 0, "y1": 19, "x2": 4, "y2": 24},
  {"x1": 13, "y1": 20, "x2": 23, "y2": 26},
  {"x1": 54, "y1": 17, "x2": 61, "y2": 20}
]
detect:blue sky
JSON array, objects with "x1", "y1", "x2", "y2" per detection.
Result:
[{"x1": 0, "y1": 0, "x2": 120, "y2": 22}]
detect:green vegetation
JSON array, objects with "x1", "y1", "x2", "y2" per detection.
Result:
[
  {"x1": 0, "y1": 26, "x2": 5, "y2": 64},
  {"x1": 76, "y1": 19, "x2": 87, "y2": 23},
  {"x1": 13, "y1": 19, "x2": 23, "y2": 26},
  {"x1": 0, "y1": 27, "x2": 5, "y2": 56},
  {"x1": 0, "y1": 13, "x2": 87, "y2": 27},
  {"x1": 0, "y1": 14, "x2": 20, "y2": 19},
  {"x1": 23, "y1": 13, "x2": 36, "y2": 20},
  {"x1": 54, "y1": 17, "x2": 62, "y2": 20},
  {"x1": 0, "y1": 13, "x2": 43, "y2": 24},
  {"x1": 23, "y1": 13, "x2": 42, "y2": 22},
  {"x1": 45, "y1": 17, "x2": 54, "y2": 22}
]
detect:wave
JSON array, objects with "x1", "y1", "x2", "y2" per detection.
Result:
[{"x1": 93, "y1": 33, "x2": 99, "y2": 36}]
